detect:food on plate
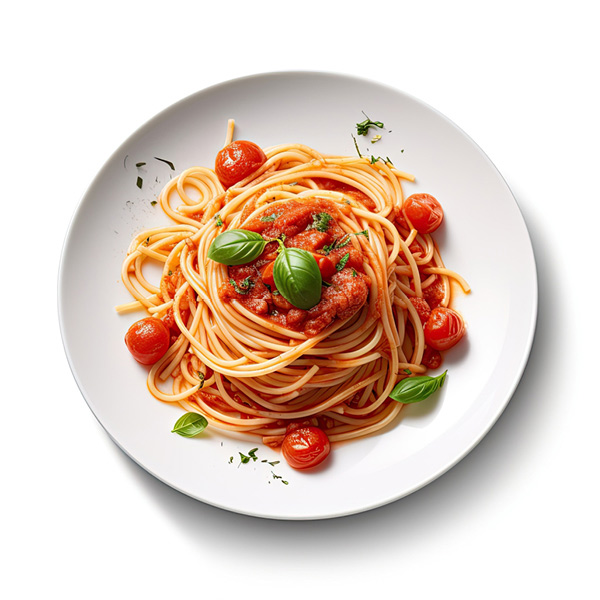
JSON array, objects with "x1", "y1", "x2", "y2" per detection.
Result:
[{"x1": 117, "y1": 119, "x2": 469, "y2": 470}]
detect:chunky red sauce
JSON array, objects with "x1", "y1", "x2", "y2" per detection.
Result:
[{"x1": 218, "y1": 199, "x2": 371, "y2": 336}]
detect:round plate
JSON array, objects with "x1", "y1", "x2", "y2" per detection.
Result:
[{"x1": 58, "y1": 72, "x2": 537, "y2": 519}]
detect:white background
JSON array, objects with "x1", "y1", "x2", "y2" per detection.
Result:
[{"x1": 2, "y1": 1, "x2": 598, "y2": 598}]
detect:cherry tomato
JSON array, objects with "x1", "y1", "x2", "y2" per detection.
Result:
[
  {"x1": 424, "y1": 307, "x2": 465, "y2": 351},
  {"x1": 309, "y1": 252, "x2": 337, "y2": 279},
  {"x1": 281, "y1": 426, "x2": 331, "y2": 470},
  {"x1": 215, "y1": 140, "x2": 267, "y2": 188},
  {"x1": 260, "y1": 261, "x2": 275, "y2": 287},
  {"x1": 124, "y1": 317, "x2": 170, "y2": 365},
  {"x1": 403, "y1": 193, "x2": 444, "y2": 234}
]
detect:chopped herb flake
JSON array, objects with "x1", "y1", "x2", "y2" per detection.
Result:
[
  {"x1": 136, "y1": 176, "x2": 143, "y2": 189},
  {"x1": 371, "y1": 135, "x2": 382, "y2": 143},
  {"x1": 214, "y1": 214, "x2": 223, "y2": 227},
  {"x1": 352, "y1": 134, "x2": 362, "y2": 158},
  {"x1": 356, "y1": 114, "x2": 385, "y2": 136},
  {"x1": 354, "y1": 229, "x2": 370, "y2": 240},
  {"x1": 154, "y1": 157, "x2": 175, "y2": 170},
  {"x1": 196, "y1": 372, "x2": 205, "y2": 389},
  {"x1": 229, "y1": 277, "x2": 254, "y2": 295},
  {"x1": 135, "y1": 162, "x2": 146, "y2": 168},
  {"x1": 322, "y1": 235, "x2": 351, "y2": 255},
  {"x1": 309, "y1": 212, "x2": 332, "y2": 232},
  {"x1": 336, "y1": 252, "x2": 350, "y2": 271}
]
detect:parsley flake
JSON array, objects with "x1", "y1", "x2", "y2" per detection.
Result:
[
  {"x1": 356, "y1": 113, "x2": 385, "y2": 136},
  {"x1": 196, "y1": 372, "x2": 205, "y2": 389},
  {"x1": 336, "y1": 253, "x2": 350, "y2": 271},
  {"x1": 154, "y1": 157, "x2": 175, "y2": 170},
  {"x1": 309, "y1": 212, "x2": 332, "y2": 232},
  {"x1": 229, "y1": 277, "x2": 254, "y2": 295},
  {"x1": 322, "y1": 235, "x2": 351, "y2": 255}
]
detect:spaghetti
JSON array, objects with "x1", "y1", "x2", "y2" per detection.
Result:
[{"x1": 117, "y1": 121, "x2": 469, "y2": 458}]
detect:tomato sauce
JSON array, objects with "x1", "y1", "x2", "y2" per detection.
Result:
[{"x1": 217, "y1": 199, "x2": 371, "y2": 336}]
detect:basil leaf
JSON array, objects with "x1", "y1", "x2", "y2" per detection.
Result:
[
  {"x1": 389, "y1": 370, "x2": 447, "y2": 404},
  {"x1": 273, "y1": 247, "x2": 322, "y2": 310},
  {"x1": 171, "y1": 412, "x2": 208, "y2": 437},
  {"x1": 208, "y1": 229, "x2": 267, "y2": 265}
]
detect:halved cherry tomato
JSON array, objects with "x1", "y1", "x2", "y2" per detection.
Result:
[
  {"x1": 309, "y1": 252, "x2": 337, "y2": 279},
  {"x1": 281, "y1": 426, "x2": 331, "y2": 470},
  {"x1": 260, "y1": 261, "x2": 275, "y2": 287},
  {"x1": 260, "y1": 254, "x2": 336, "y2": 290},
  {"x1": 124, "y1": 317, "x2": 170, "y2": 365},
  {"x1": 424, "y1": 307, "x2": 465, "y2": 351},
  {"x1": 403, "y1": 193, "x2": 444, "y2": 234},
  {"x1": 215, "y1": 140, "x2": 267, "y2": 188}
]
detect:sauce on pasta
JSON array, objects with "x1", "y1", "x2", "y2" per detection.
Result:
[{"x1": 117, "y1": 120, "x2": 470, "y2": 469}]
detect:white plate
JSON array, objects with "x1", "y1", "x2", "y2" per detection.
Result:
[{"x1": 58, "y1": 72, "x2": 537, "y2": 520}]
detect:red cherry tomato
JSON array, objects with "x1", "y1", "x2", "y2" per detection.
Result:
[
  {"x1": 215, "y1": 140, "x2": 267, "y2": 188},
  {"x1": 281, "y1": 426, "x2": 331, "y2": 470},
  {"x1": 260, "y1": 261, "x2": 275, "y2": 287},
  {"x1": 124, "y1": 317, "x2": 170, "y2": 365},
  {"x1": 309, "y1": 252, "x2": 337, "y2": 279},
  {"x1": 403, "y1": 193, "x2": 444, "y2": 234},
  {"x1": 424, "y1": 307, "x2": 465, "y2": 351}
]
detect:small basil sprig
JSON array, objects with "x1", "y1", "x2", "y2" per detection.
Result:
[
  {"x1": 171, "y1": 412, "x2": 208, "y2": 437},
  {"x1": 389, "y1": 370, "x2": 447, "y2": 404},
  {"x1": 207, "y1": 229, "x2": 267, "y2": 265},
  {"x1": 273, "y1": 240, "x2": 322, "y2": 310}
]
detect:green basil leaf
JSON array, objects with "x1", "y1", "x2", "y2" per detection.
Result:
[
  {"x1": 207, "y1": 229, "x2": 267, "y2": 265},
  {"x1": 171, "y1": 412, "x2": 208, "y2": 437},
  {"x1": 389, "y1": 370, "x2": 447, "y2": 404},
  {"x1": 273, "y1": 247, "x2": 322, "y2": 310}
]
